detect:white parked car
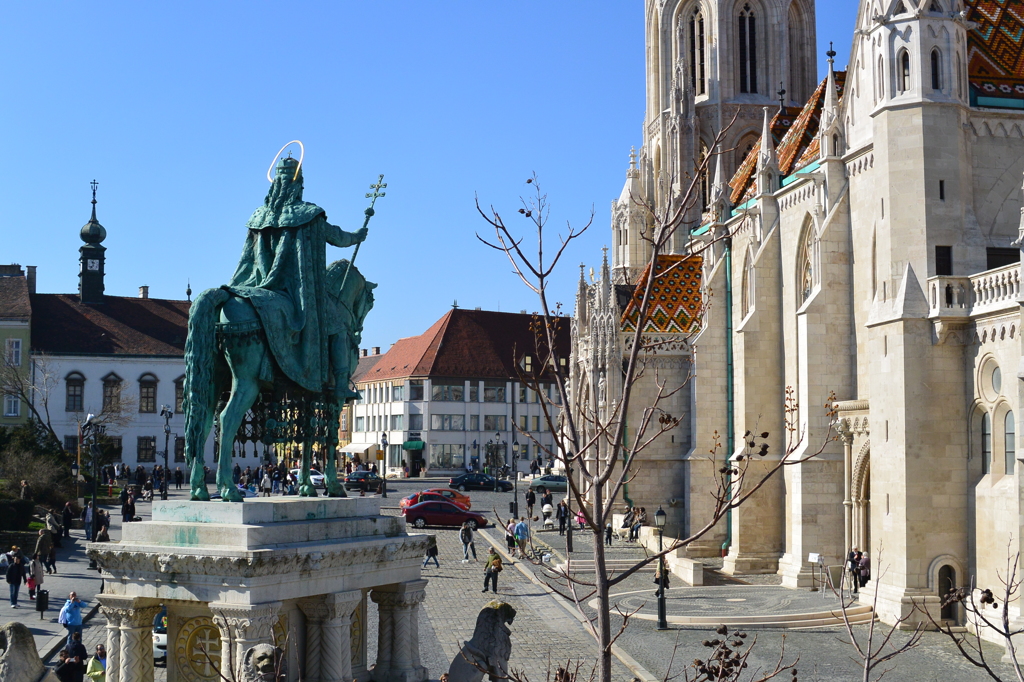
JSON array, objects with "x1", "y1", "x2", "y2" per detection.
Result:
[
  {"x1": 290, "y1": 468, "x2": 326, "y2": 489},
  {"x1": 153, "y1": 606, "x2": 167, "y2": 662}
]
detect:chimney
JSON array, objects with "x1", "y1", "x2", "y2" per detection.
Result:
[
  {"x1": 474, "y1": 306, "x2": 482, "y2": 310},
  {"x1": 520, "y1": 309, "x2": 527, "y2": 314},
  {"x1": 361, "y1": 349, "x2": 368, "y2": 357},
  {"x1": 26, "y1": 266, "x2": 36, "y2": 294},
  {"x1": 372, "y1": 346, "x2": 381, "y2": 355},
  {"x1": 139, "y1": 286, "x2": 149, "y2": 299}
]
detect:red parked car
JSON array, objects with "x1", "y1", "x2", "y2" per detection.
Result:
[
  {"x1": 401, "y1": 500, "x2": 489, "y2": 529},
  {"x1": 399, "y1": 490, "x2": 471, "y2": 511}
]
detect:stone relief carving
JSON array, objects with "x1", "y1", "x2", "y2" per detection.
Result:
[
  {"x1": 447, "y1": 601, "x2": 517, "y2": 682},
  {"x1": 0, "y1": 622, "x2": 58, "y2": 682},
  {"x1": 240, "y1": 643, "x2": 285, "y2": 682}
]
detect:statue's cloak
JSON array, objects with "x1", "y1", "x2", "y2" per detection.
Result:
[{"x1": 227, "y1": 187, "x2": 359, "y2": 393}]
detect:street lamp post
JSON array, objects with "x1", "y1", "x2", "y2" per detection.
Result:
[
  {"x1": 82, "y1": 416, "x2": 105, "y2": 570},
  {"x1": 380, "y1": 432, "x2": 388, "y2": 498},
  {"x1": 655, "y1": 506, "x2": 668, "y2": 630},
  {"x1": 511, "y1": 441, "x2": 520, "y2": 518},
  {"x1": 160, "y1": 405, "x2": 173, "y2": 500},
  {"x1": 70, "y1": 462, "x2": 80, "y2": 506}
]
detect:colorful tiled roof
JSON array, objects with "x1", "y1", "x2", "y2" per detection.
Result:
[
  {"x1": 30, "y1": 294, "x2": 191, "y2": 356},
  {"x1": 967, "y1": 0, "x2": 1024, "y2": 99},
  {"x1": 620, "y1": 255, "x2": 703, "y2": 334},
  {"x1": 357, "y1": 309, "x2": 570, "y2": 383},
  {"x1": 728, "y1": 106, "x2": 802, "y2": 205},
  {"x1": 728, "y1": 72, "x2": 845, "y2": 205}
]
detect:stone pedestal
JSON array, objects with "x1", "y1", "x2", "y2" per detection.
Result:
[{"x1": 89, "y1": 497, "x2": 430, "y2": 682}]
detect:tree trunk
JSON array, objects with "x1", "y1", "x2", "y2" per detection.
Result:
[{"x1": 593, "y1": 480, "x2": 613, "y2": 682}]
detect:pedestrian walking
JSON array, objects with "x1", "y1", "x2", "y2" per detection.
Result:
[
  {"x1": 482, "y1": 549, "x2": 502, "y2": 593},
  {"x1": 654, "y1": 563, "x2": 670, "y2": 598},
  {"x1": 85, "y1": 644, "x2": 107, "y2": 682},
  {"x1": 20, "y1": 479, "x2": 30, "y2": 500},
  {"x1": 460, "y1": 521, "x2": 477, "y2": 562},
  {"x1": 28, "y1": 553, "x2": 43, "y2": 600},
  {"x1": 47, "y1": 509, "x2": 63, "y2": 549},
  {"x1": 525, "y1": 489, "x2": 536, "y2": 518},
  {"x1": 34, "y1": 529, "x2": 53, "y2": 574},
  {"x1": 62, "y1": 502, "x2": 74, "y2": 539},
  {"x1": 83, "y1": 503, "x2": 93, "y2": 542},
  {"x1": 514, "y1": 517, "x2": 530, "y2": 559},
  {"x1": 121, "y1": 494, "x2": 135, "y2": 524},
  {"x1": 849, "y1": 550, "x2": 862, "y2": 594},
  {"x1": 576, "y1": 510, "x2": 586, "y2": 531},
  {"x1": 65, "y1": 631, "x2": 87, "y2": 682},
  {"x1": 422, "y1": 536, "x2": 439, "y2": 568},
  {"x1": 175, "y1": 467, "x2": 184, "y2": 490},
  {"x1": 6, "y1": 554, "x2": 24, "y2": 607},
  {"x1": 540, "y1": 491, "x2": 553, "y2": 509},
  {"x1": 859, "y1": 552, "x2": 871, "y2": 588},
  {"x1": 605, "y1": 523, "x2": 613, "y2": 546},
  {"x1": 556, "y1": 500, "x2": 568, "y2": 535},
  {"x1": 59, "y1": 592, "x2": 87, "y2": 650},
  {"x1": 505, "y1": 519, "x2": 517, "y2": 554},
  {"x1": 261, "y1": 474, "x2": 273, "y2": 497}
]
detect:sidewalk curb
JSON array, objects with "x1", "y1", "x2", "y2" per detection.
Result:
[
  {"x1": 477, "y1": 528, "x2": 659, "y2": 682},
  {"x1": 40, "y1": 603, "x2": 100, "y2": 664}
]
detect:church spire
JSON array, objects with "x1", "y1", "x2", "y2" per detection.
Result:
[
  {"x1": 823, "y1": 43, "x2": 839, "y2": 121},
  {"x1": 757, "y1": 107, "x2": 779, "y2": 196},
  {"x1": 78, "y1": 179, "x2": 107, "y2": 304}
]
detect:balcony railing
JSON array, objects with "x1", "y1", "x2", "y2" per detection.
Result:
[{"x1": 928, "y1": 263, "x2": 1021, "y2": 318}]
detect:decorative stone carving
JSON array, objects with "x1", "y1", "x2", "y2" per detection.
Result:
[
  {"x1": 371, "y1": 581, "x2": 428, "y2": 682},
  {"x1": 0, "y1": 622, "x2": 58, "y2": 682},
  {"x1": 446, "y1": 601, "x2": 518, "y2": 682},
  {"x1": 240, "y1": 643, "x2": 285, "y2": 682},
  {"x1": 175, "y1": 615, "x2": 224, "y2": 682},
  {"x1": 211, "y1": 602, "x2": 282, "y2": 676},
  {"x1": 98, "y1": 606, "x2": 130, "y2": 682},
  {"x1": 119, "y1": 605, "x2": 162, "y2": 682}
]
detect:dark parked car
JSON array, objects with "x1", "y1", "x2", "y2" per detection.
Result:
[
  {"x1": 529, "y1": 474, "x2": 568, "y2": 492},
  {"x1": 401, "y1": 500, "x2": 489, "y2": 529},
  {"x1": 449, "y1": 473, "x2": 513, "y2": 492},
  {"x1": 344, "y1": 471, "x2": 384, "y2": 492}
]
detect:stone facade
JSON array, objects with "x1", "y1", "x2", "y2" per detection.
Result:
[
  {"x1": 572, "y1": 0, "x2": 1024, "y2": 640},
  {"x1": 88, "y1": 498, "x2": 430, "y2": 682}
]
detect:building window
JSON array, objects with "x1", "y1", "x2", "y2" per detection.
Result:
[
  {"x1": 3, "y1": 394, "x2": 19, "y2": 417},
  {"x1": 470, "y1": 414, "x2": 480, "y2": 431},
  {"x1": 1006, "y1": 411, "x2": 1016, "y2": 475},
  {"x1": 798, "y1": 220, "x2": 816, "y2": 304},
  {"x1": 935, "y1": 246, "x2": 953, "y2": 276},
  {"x1": 392, "y1": 384, "x2": 403, "y2": 401},
  {"x1": 521, "y1": 442, "x2": 530, "y2": 460},
  {"x1": 139, "y1": 374, "x2": 158, "y2": 414},
  {"x1": 987, "y1": 248, "x2": 1020, "y2": 270},
  {"x1": 102, "y1": 373, "x2": 122, "y2": 412},
  {"x1": 931, "y1": 49, "x2": 942, "y2": 90},
  {"x1": 175, "y1": 436, "x2": 185, "y2": 463},
  {"x1": 738, "y1": 4, "x2": 758, "y2": 94},
  {"x1": 519, "y1": 414, "x2": 528, "y2": 432},
  {"x1": 174, "y1": 376, "x2": 185, "y2": 413},
  {"x1": 409, "y1": 413, "x2": 423, "y2": 430},
  {"x1": 390, "y1": 414, "x2": 403, "y2": 430},
  {"x1": 64, "y1": 435, "x2": 79, "y2": 456},
  {"x1": 469, "y1": 383, "x2": 479, "y2": 402},
  {"x1": 689, "y1": 9, "x2": 707, "y2": 95},
  {"x1": 4, "y1": 338, "x2": 21, "y2": 367},
  {"x1": 484, "y1": 415, "x2": 507, "y2": 431},
  {"x1": 982, "y1": 412, "x2": 992, "y2": 475},
  {"x1": 65, "y1": 373, "x2": 85, "y2": 412},
  {"x1": 409, "y1": 380, "x2": 424, "y2": 401},
  {"x1": 109, "y1": 437, "x2": 122, "y2": 460},
  {"x1": 428, "y1": 444, "x2": 465, "y2": 469},
  {"x1": 483, "y1": 382, "x2": 506, "y2": 403},
  {"x1": 431, "y1": 382, "x2": 464, "y2": 401},
  {"x1": 518, "y1": 385, "x2": 527, "y2": 403},
  {"x1": 742, "y1": 250, "x2": 755, "y2": 317},
  {"x1": 533, "y1": 415, "x2": 541, "y2": 432},
  {"x1": 430, "y1": 414, "x2": 465, "y2": 431},
  {"x1": 898, "y1": 49, "x2": 911, "y2": 93},
  {"x1": 138, "y1": 436, "x2": 157, "y2": 463},
  {"x1": 355, "y1": 416, "x2": 365, "y2": 432},
  {"x1": 877, "y1": 56, "x2": 885, "y2": 101}
]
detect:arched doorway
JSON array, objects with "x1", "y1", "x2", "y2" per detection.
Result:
[
  {"x1": 852, "y1": 443, "x2": 871, "y2": 551},
  {"x1": 939, "y1": 564, "x2": 958, "y2": 623}
]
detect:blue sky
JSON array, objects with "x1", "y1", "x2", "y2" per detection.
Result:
[{"x1": 1, "y1": 2, "x2": 858, "y2": 348}]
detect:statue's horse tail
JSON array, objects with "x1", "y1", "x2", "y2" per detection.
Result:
[{"x1": 183, "y1": 287, "x2": 231, "y2": 467}]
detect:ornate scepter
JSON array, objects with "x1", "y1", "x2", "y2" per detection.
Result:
[{"x1": 340, "y1": 174, "x2": 386, "y2": 292}]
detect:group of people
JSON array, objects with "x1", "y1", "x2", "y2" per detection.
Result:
[
  {"x1": 233, "y1": 462, "x2": 299, "y2": 496},
  {"x1": 847, "y1": 548, "x2": 871, "y2": 592},
  {"x1": 53, "y1": 592, "x2": 105, "y2": 682}
]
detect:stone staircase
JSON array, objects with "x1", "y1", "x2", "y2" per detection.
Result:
[{"x1": 663, "y1": 603, "x2": 876, "y2": 629}]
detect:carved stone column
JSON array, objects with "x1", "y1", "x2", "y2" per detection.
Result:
[
  {"x1": 321, "y1": 591, "x2": 364, "y2": 682},
  {"x1": 119, "y1": 604, "x2": 162, "y2": 682},
  {"x1": 370, "y1": 580, "x2": 427, "y2": 682},
  {"x1": 97, "y1": 605, "x2": 127, "y2": 682},
  {"x1": 299, "y1": 601, "x2": 329, "y2": 682},
  {"x1": 210, "y1": 602, "x2": 282, "y2": 676}
]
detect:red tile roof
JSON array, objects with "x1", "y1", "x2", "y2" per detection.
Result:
[
  {"x1": 30, "y1": 294, "x2": 190, "y2": 356},
  {"x1": 728, "y1": 72, "x2": 845, "y2": 205},
  {"x1": 358, "y1": 309, "x2": 570, "y2": 383},
  {"x1": 728, "y1": 106, "x2": 803, "y2": 205},
  {"x1": 620, "y1": 255, "x2": 703, "y2": 334},
  {"x1": 967, "y1": 0, "x2": 1024, "y2": 99},
  {"x1": 0, "y1": 276, "x2": 31, "y2": 320}
]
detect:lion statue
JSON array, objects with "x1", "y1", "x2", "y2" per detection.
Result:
[
  {"x1": 240, "y1": 642, "x2": 284, "y2": 682},
  {"x1": 447, "y1": 601, "x2": 517, "y2": 682},
  {"x1": 0, "y1": 622, "x2": 59, "y2": 682}
]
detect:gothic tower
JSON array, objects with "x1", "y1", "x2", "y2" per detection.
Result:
[
  {"x1": 636, "y1": 0, "x2": 817, "y2": 228},
  {"x1": 79, "y1": 180, "x2": 107, "y2": 305}
]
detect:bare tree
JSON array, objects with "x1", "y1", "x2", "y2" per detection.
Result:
[{"x1": 476, "y1": 139, "x2": 839, "y2": 682}]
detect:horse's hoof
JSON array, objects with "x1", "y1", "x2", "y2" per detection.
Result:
[
  {"x1": 191, "y1": 489, "x2": 211, "y2": 502},
  {"x1": 222, "y1": 488, "x2": 244, "y2": 502},
  {"x1": 299, "y1": 485, "x2": 318, "y2": 498}
]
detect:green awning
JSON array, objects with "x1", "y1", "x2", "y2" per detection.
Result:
[{"x1": 402, "y1": 440, "x2": 425, "y2": 450}]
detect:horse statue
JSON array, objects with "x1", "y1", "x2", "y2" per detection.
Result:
[{"x1": 182, "y1": 155, "x2": 377, "y2": 501}]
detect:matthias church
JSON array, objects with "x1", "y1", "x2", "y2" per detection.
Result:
[{"x1": 572, "y1": 0, "x2": 1024, "y2": 631}]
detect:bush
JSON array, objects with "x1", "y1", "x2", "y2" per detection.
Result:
[{"x1": 0, "y1": 499, "x2": 35, "y2": 531}]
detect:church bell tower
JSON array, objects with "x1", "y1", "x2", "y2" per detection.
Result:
[{"x1": 79, "y1": 180, "x2": 107, "y2": 305}]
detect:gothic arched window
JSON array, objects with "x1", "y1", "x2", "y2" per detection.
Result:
[
  {"x1": 955, "y1": 52, "x2": 964, "y2": 99},
  {"x1": 1005, "y1": 410, "x2": 1016, "y2": 475},
  {"x1": 982, "y1": 411, "x2": 992, "y2": 474},
  {"x1": 689, "y1": 9, "x2": 707, "y2": 95},
  {"x1": 877, "y1": 56, "x2": 885, "y2": 101},
  {"x1": 742, "y1": 248, "x2": 755, "y2": 316},
  {"x1": 738, "y1": 4, "x2": 758, "y2": 94},
  {"x1": 798, "y1": 219, "x2": 816, "y2": 304},
  {"x1": 931, "y1": 49, "x2": 942, "y2": 90},
  {"x1": 698, "y1": 144, "x2": 710, "y2": 212},
  {"x1": 897, "y1": 49, "x2": 911, "y2": 93}
]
